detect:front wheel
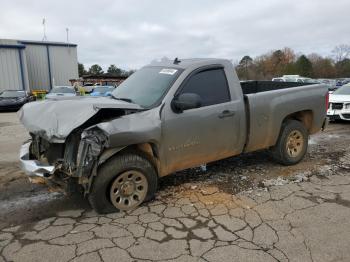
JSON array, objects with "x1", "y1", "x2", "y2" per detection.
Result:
[
  {"x1": 270, "y1": 120, "x2": 309, "y2": 165},
  {"x1": 88, "y1": 152, "x2": 158, "y2": 214}
]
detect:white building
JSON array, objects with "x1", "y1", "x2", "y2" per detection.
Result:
[{"x1": 0, "y1": 39, "x2": 78, "y2": 92}]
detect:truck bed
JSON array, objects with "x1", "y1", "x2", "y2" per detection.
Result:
[
  {"x1": 241, "y1": 81, "x2": 327, "y2": 153},
  {"x1": 240, "y1": 81, "x2": 311, "y2": 94}
]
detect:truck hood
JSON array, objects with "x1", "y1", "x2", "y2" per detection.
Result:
[{"x1": 18, "y1": 96, "x2": 142, "y2": 142}]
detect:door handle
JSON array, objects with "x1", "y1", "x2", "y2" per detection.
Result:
[{"x1": 218, "y1": 110, "x2": 235, "y2": 119}]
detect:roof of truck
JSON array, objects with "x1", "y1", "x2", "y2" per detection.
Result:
[{"x1": 148, "y1": 58, "x2": 230, "y2": 69}]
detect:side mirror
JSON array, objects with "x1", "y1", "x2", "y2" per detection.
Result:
[{"x1": 171, "y1": 93, "x2": 201, "y2": 113}]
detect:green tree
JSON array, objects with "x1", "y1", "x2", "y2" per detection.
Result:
[
  {"x1": 335, "y1": 58, "x2": 350, "y2": 77},
  {"x1": 283, "y1": 63, "x2": 297, "y2": 75},
  {"x1": 332, "y1": 44, "x2": 350, "y2": 63},
  {"x1": 272, "y1": 50, "x2": 284, "y2": 64},
  {"x1": 78, "y1": 63, "x2": 86, "y2": 77},
  {"x1": 294, "y1": 55, "x2": 313, "y2": 77},
  {"x1": 107, "y1": 64, "x2": 123, "y2": 76},
  {"x1": 237, "y1": 56, "x2": 253, "y2": 80},
  {"x1": 88, "y1": 64, "x2": 104, "y2": 75},
  {"x1": 317, "y1": 58, "x2": 336, "y2": 78},
  {"x1": 271, "y1": 50, "x2": 287, "y2": 75},
  {"x1": 123, "y1": 70, "x2": 135, "y2": 77},
  {"x1": 308, "y1": 54, "x2": 336, "y2": 78}
]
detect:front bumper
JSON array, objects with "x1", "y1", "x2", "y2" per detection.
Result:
[
  {"x1": 19, "y1": 142, "x2": 55, "y2": 177},
  {"x1": 327, "y1": 108, "x2": 350, "y2": 121}
]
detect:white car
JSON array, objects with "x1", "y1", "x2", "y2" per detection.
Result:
[
  {"x1": 45, "y1": 86, "x2": 76, "y2": 99},
  {"x1": 327, "y1": 83, "x2": 350, "y2": 121},
  {"x1": 272, "y1": 77, "x2": 286, "y2": 82},
  {"x1": 272, "y1": 77, "x2": 297, "y2": 82},
  {"x1": 272, "y1": 76, "x2": 318, "y2": 84}
]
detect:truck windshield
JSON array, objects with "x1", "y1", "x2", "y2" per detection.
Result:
[
  {"x1": 112, "y1": 67, "x2": 182, "y2": 107},
  {"x1": 50, "y1": 87, "x2": 75, "y2": 94}
]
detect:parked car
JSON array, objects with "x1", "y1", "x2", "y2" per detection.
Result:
[
  {"x1": 90, "y1": 86, "x2": 115, "y2": 97},
  {"x1": 272, "y1": 77, "x2": 286, "y2": 82},
  {"x1": 297, "y1": 78, "x2": 319, "y2": 84},
  {"x1": 45, "y1": 86, "x2": 76, "y2": 99},
  {"x1": 327, "y1": 83, "x2": 350, "y2": 121},
  {"x1": 272, "y1": 76, "x2": 318, "y2": 84},
  {"x1": 0, "y1": 90, "x2": 34, "y2": 111},
  {"x1": 335, "y1": 80, "x2": 344, "y2": 87},
  {"x1": 272, "y1": 77, "x2": 297, "y2": 82},
  {"x1": 18, "y1": 58, "x2": 328, "y2": 213},
  {"x1": 318, "y1": 79, "x2": 337, "y2": 92}
]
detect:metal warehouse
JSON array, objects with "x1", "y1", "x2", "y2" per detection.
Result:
[{"x1": 0, "y1": 39, "x2": 78, "y2": 92}]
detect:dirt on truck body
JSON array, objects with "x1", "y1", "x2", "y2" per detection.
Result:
[{"x1": 18, "y1": 58, "x2": 328, "y2": 213}]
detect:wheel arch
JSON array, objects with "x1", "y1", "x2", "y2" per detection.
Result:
[
  {"x1": 282, "y1": 110, "x2": 314, "y2": 132},
  {"x1": 98, "y1": 142, "x2": 161, "y2": 176},
  {"x1": 271, "y1": 110, "x2": 313, "y2": 147}
]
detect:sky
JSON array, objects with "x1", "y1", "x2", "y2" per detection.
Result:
[{"x1": 0, "y1": 0, "x2": 349, "y2": 70}]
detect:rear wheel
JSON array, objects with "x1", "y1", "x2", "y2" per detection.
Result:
[
  {"x1": 88, "y1": 152, "x2": 158, "y2": 214},
  {"x1": 270, "y1": 120, "x2": 308, "y2": 165}
]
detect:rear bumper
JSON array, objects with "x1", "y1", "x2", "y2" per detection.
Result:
[{"x1": 19, "y1": 142, "x2": 55, "y2": 177}]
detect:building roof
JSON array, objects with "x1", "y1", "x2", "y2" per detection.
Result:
[
  {"x1": 20, "y1": 40, "x2": 77, "y2": 47},
  {"x1": 0, "y1": 38, "x2": 77, "y2": 48}
]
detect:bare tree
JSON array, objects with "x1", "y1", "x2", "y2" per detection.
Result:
[{"x1": 332, "y1": 44, "x2": 350, "y2": 62}]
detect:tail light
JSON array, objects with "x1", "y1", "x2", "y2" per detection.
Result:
[{"x1": 325, "y1": 92, "x2": 329, "y2": 110}]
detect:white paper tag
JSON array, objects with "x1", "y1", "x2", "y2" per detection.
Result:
[{"x1": 159, "y1": 68, "x2": 178, "y2": 75}]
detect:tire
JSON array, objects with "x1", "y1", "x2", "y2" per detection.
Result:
[
  {"x1": 88, "y1": 152, "x2": 158, "y2": 214},
  {"x1": 270, "y1": 120, "x2": 308, "y2": 166}
]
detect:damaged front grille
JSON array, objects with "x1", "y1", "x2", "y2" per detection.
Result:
[
  {"x1": 30, "y1": 135, "x2": 41, "y2": 159},
  {"x1": 75, "y1": 128, "x2": 107, "y2": 177},
  {"x1": 69, "y1": 128, "x2": 108, "y2": 194},
  {"x1": 30, "y1": 134, "x2": 64, "y2": 164},
  {"x1": 62, "y1": 131, "x2": 82, "y2": 173}
]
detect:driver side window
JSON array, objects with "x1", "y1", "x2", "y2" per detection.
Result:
[{"x1": 180, "y1": 68, "x2": 231, "y2": 107}]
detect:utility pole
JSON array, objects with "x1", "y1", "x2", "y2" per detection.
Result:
[
  {"x1": 42, "y1": 18, "x2": 47, "y2": 41},
  {"x1": 66, "y1": 28, "x2": 71, "y2": 51},
  {"x1": 66, "y1": 28, "x2": 69, "y2": 43}
]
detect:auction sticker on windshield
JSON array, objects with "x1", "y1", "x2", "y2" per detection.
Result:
[{"x1": 159, "y1": 68, "x2": 178, "y2": 75}]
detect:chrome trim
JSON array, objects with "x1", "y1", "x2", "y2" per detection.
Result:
[{"x1": 19, "y1": 142, "x2": 55, "y2": 177}]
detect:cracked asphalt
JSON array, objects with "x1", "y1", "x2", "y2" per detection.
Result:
[{"x1": 1, "y1": 112, "x2": 350, "y2": 262}]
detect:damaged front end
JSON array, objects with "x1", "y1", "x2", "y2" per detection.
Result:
[
  {"x1": 20, "y1": 127, "x2": 109, "y2": 194},
  {"x1": 75, "y1": 128, "x2": 108, "y2": 194},
  {"x1": 19, "y1": 97, "x2": 161, "y2": 195}
]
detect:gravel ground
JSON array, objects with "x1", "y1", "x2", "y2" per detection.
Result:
[{"x1": 0, "y1": 112, "x2": 350, "y2": 262}]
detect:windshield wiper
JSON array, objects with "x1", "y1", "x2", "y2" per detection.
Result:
[{"x1": 112, "y1": 96, "x2": 134, "y2": 103}]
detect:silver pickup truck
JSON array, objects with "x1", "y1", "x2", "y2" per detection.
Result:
[{"x1": 19, "y1": 58, "x2": 328, "y2": 213}]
